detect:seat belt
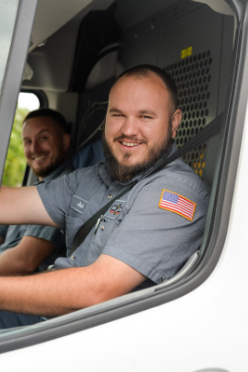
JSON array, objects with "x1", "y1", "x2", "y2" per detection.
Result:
[{"x1": 71, "y1": 112, "x2": 223, "y2": 255}]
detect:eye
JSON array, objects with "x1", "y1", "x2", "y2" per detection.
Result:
[{"x1": 141, "y1": 115, "x2": 152, "y2": 119}]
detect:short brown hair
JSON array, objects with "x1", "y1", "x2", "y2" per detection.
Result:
[
  {"x1": 115, "y1": 64, "x2": 178, "y2": 109},
  {"x1": 23, "y1": 108, "x2": 70, "y2": 134}
]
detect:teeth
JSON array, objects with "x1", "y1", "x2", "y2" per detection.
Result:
[
  {"x1": 121, "y1": 142, "x2": 139, "y2": 147},
  {"x1": 34, "y1": 156, "x2": 45, "y2": 160}
]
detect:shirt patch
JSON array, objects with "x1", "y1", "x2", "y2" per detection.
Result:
[
  {"x1": 70, "y1": 195, "x2": 88, "y2": 214},
  {"x1": 104, "y1": 199, "x2": 126, "y2": 220},
  {"x1": 159, "y1": 189, "x2": 196, "y2": 221}
]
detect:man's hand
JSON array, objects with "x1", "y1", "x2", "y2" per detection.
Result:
[
  {"x1": 0, "y1": 236, "x2": 57, "y2": 276},
  {"x1": 0, "y1": 254, "x2": 146, "y2": 316}
]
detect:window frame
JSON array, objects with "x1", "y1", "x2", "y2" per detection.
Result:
[{"x1": 0, "y1": 0, "x2": 38, "y2": 186}]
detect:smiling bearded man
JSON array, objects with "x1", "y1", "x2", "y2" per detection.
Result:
[
  {"x1": 103, "y1": 66, "x2": 180, "y2": 182},
  {"x1": 22, "y1": 110, "x2": 71, "y2": 180},
  {"x1": 0, "y1": 108, "x2": 72, "y2": 276}
]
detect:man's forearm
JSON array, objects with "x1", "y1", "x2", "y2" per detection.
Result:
[
  {"x1": 0, "y1": 267, "x2": 119, "y2": 316},
  {"x1": 0, "y1": 268, "x2": 91, "y2": 316},
  {"x1": 0, "y1": 236, "x2": 58, "y2": 276},
  {"x1": 0, "y1": 247, "x2": 26, "y2": 276},
  {"x1": 0, "y1": 255, "x2": 145, "y2": 317},
  {"x1": 0, "y1": 186, "x2": 56, "y2": 226}
]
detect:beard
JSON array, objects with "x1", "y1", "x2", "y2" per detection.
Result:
[
  {"x1": 103, "y1": 124, "x2": 173, "y2": 183},
  {"x1": 31, "y1": 157, "x2": 64, "y2": 178},
  {"x1": 28, "y1": 148, "x2": 65, "y2": 179}
]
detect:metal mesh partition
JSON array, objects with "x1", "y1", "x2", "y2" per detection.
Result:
[{"x1": 166, "y1": 50, "x2": 212, "y2": 180}]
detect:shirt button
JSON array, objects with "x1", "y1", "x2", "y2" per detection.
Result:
[
  {"x1": 70, "y1": 256, "x2": 75, "y2": 260},
  {"x1": 160, "y1": 275, "x2": 166, "y2": 283},
  {"x1": 101, "y1": 226, "x2": 105, "y2": 231},
  {"x1": 108, "y1": 194, "x2": 112, "y2": 199}
]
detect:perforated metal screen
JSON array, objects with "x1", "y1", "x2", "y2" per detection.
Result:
[{"x1": 165, "y1": 50, "x2": 212, "y2": 179}]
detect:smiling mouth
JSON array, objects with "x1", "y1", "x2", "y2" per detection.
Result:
[
  {"x1": 120, "y1": 141, "x2": 140, "y2": 147},
  {"x1": 31, "y1": 154, "x2": 49, "y2": 163},
  {"x1": 33, "y1": 155, "x2": 46, "y2": 160}
]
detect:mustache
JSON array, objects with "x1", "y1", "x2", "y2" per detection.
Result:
[
  {"x1": 113, "y1": 134, "x2": 147, "y2": 144},
  {"x1": 30, "y1": 151, "x2": 48, "y2": 158}
]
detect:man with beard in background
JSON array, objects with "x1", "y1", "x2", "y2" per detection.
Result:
[{"x1": 0, "y1": 108, "x2": 72, "y2": 275}]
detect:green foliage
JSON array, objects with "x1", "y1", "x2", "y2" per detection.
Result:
[{"x1": 2, "y1": 107, "x2": 29, "y2": 187}]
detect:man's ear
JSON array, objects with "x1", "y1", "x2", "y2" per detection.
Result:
[
  {"x1": 171, "y1": 109, "x2": 182, "y2": 139},
  {"x1": 62, "y1": 133, "x2": 71, "y2": 151}
]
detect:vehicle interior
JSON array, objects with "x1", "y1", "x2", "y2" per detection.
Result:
[
  {"x1": 23, "y1": 0, "x2": 235, "y2": 277},
  {"x1": 23, "y1": 0, "x2": 235, "y2": 181},
  {"x1": 0, "y1": 0, "x2": 242, "y2": 351}
]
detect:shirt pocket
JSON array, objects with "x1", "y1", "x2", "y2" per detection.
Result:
[
  {"x1": 91, "y1": 199, "x2": 127, "y2": 248},
  {"x1": 90, "y1": 215, "x2": 117, "y2": 248}
]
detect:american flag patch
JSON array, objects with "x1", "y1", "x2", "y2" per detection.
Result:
[{"x1": 159, "y1": 189, "x2": 196, "y2": 221}]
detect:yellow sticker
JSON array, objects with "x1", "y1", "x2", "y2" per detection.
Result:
[
  {"x1": 159, "y1": 189, "x2": 196, "y2": 221},
  {"x1": 181, "y1": 46, "x2": 193, "y2": 59}
]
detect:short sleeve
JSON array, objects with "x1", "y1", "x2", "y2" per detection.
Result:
[
  {"x1": 102, "y1": 179, "x2": 209, "y2": 284},
  {"x1": 37, "y1": 170, "x2": 81, "y2": 229},
  {"x1": 37, "y1": 166, "x2": 102, "y2": 230}
]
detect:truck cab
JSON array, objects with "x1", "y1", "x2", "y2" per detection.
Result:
[{"x1": 0, "y1": 0, "x2": 246, "y2": 370}]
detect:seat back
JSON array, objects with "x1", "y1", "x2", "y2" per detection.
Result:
[{"x1": 72, "y1": 139, "x2": 104, "y2": 169}]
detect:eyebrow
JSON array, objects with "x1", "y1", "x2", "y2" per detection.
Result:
[
  {"x1": 108, "y1": 107, "x2": 123, "y2": 113},
  {"x1": 23, "y1": 130, "x2": 51, "y2": 141},
  {"x1": 138, "y1": 109, "x2": 157, "y2": 116},
  {"x1": 108, "y1": 108, "x2": 157, "y2": 116}
]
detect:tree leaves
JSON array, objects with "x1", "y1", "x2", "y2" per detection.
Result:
[{"x1": 2, "y1": 107, "x2": 29, "y2": 187}]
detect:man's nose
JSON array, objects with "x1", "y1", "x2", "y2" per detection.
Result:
[
  {"x1": 31, "y1": 139, "x2": 41, "y2": 153},
  {"x1": 121, "y1": 116, "x2": 138, "y2": 136}
]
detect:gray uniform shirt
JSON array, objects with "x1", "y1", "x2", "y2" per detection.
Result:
[
  {"x1": 0, "y1": 161, "x2": 73, "y2": 270},
  {"x1": 37, "y1": 144, "x2": 209, "y2": 283}
]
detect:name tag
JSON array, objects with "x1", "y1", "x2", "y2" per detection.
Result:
[{"x1": 70, "y1": 195, "x2": 88, "y2": 214}]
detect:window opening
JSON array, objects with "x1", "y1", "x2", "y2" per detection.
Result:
[{"x1": 2, "y1": 92, "x2": 40, "y2": 187}]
